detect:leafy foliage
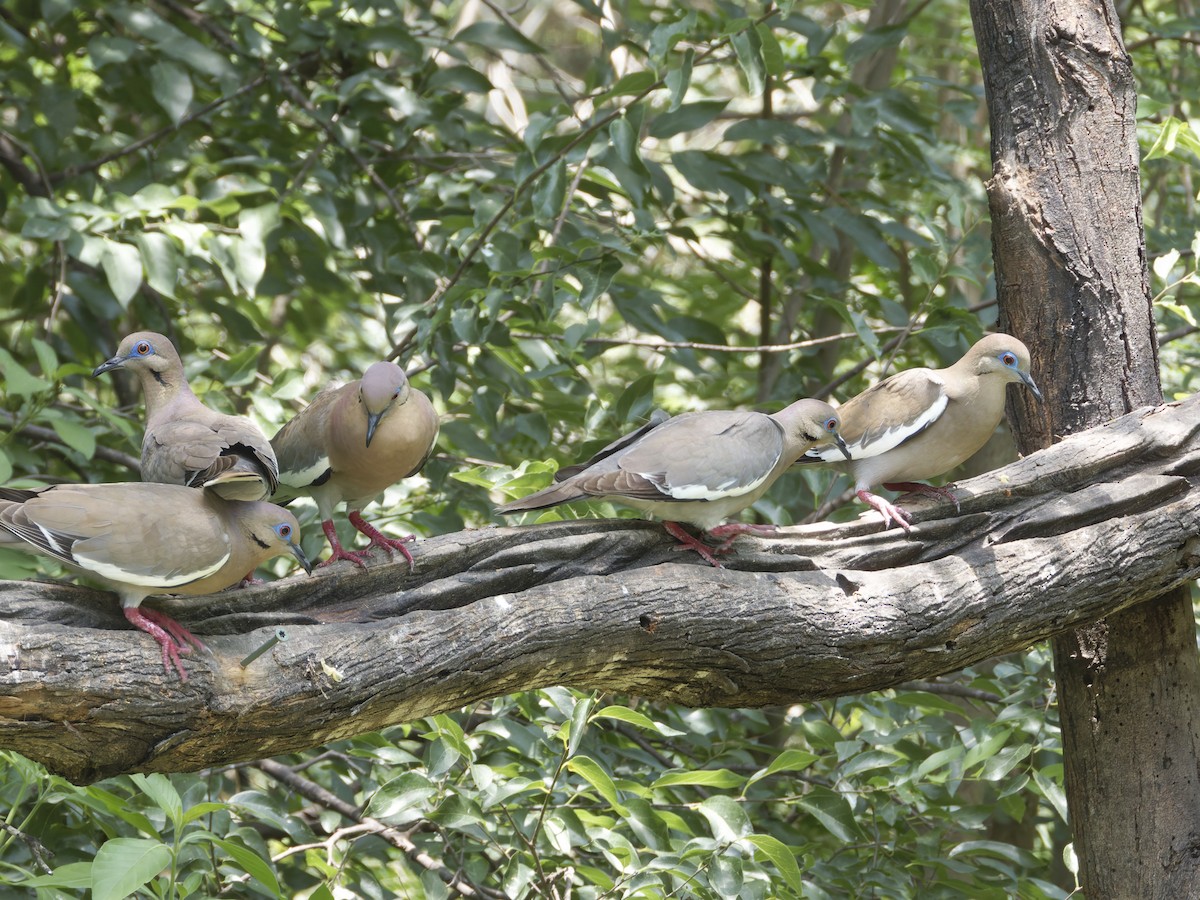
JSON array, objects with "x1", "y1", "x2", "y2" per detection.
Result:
[{"x1": 0, "y1": 0, "x2": 1195, "y2": 895}]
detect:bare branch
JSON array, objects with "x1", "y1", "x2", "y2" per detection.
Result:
[
  {"x1": 0, "y1": 398, "x2": 1197, "y2": 785},
  {"x1": 254, "y1": 758, "x2": 502, "y2": 898},
  {"x1": 0, "y1": 410, "x2": 141, "y2": 472}
]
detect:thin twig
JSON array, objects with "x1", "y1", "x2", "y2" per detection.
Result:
[
  {"x1": 0, "y1": 411, "x2": 140, "y2": 472},
  {"x1": 895, "y1": 680, "x2": 1004, "y2": 704},
  {"x1": 50, "y1": 70, "x2": 274, "y2": 180},
  {"x1": 152, "y1": 0, "x2": 425, "y2": 250},
  {"x1": 2, "y1": 823, "x2": 53, "y2": 874},
  {"x1": 399, "y1": 9, "x2": 784, "y2": 357},
  {"x1": 508, "y1": 330, "x2": 897, "y2": 354},
  {"x1": 254, "y1": 758, "x2": 503, "y2": 899}
]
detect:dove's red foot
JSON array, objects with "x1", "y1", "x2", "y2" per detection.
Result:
[
  {"x1": 318, "y1": 519, "x2": 370, "y2": 569},
  {"x1": 125, "y1": 606, "x2": 202, "y2": 681},
  {"x1": 662, "y1": 522, "x2": 731, "y2": 568},
  {"x1": 348, "y1": 511, "x2": 416, "y2": 573},
  {"x1": 858, "y1": 489, "x2": 915, "y2": 532},
  {"x1": 882, "y1": 481, "x2": 960, "y2": 512},
  {"x1": 706, "y1": 522, "x2": 778, "y2": 552}
]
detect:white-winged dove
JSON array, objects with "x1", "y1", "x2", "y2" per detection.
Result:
[
  {"x1": 272, "y1": 361, "x2": 439, "y2": 570},
  {"x1": 92, "y1": 332, "x2": 279, "y2": 501},
  {"x1": 803, "y1": 332, "x2": 1042, "y2": 530},
  {"x1": 0, "y1": 483, "x2": 312, "y2": 680},
  {"x1": 495, "y1": 398, "x2": 850, "y2": 566}
]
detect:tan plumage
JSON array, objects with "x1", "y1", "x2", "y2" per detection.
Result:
[
  {"x1": 273, "y1": 361, "x2": 439, "y2": 569},
  {"x1": 92, "y1": 332, "x2": 278, "y2": 501},
  {"x1": 497, "y1": 398, "x2": 849, "y2": 566},
  {"x1": 803, "y1": 333, "x2": 1042, "y2": 530},
  {"x1": 0, "y1": 483, "x2": 311, "y2": 680}
]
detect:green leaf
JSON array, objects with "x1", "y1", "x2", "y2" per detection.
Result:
[
  {"x1": 756, "y1": 23, "x2": 784, "y2": 76},
  {"x1": 651, "y1": 768, "x2": 745, "y2": 790},
  {"x1": 50, "y1": 417, "x2": 97, "y2": 459},
  {"x1": 710, "y1": 852, "x2": 743, "y2": 895},
  {"x1": 750, "y1": 748, "x2": 821, "y2": 784},
  {"x1": 134, "y1": 232, "x2": 180, "y2": 298},
  {"x1": 576, "y1": 255, "x2": 622, "y2": 311},
  {"x1": 212, "y1": 837, "x2": 283, "y2": 897},
  {"x1": 366, "y1": 771, "x2": 437, "y2": 822},
  {"x1": 566, "y1": 694, "x2": 594, "y2": 758},
  {"x1": 839, "y1": 749, "x2": 900, "y2": 778},
  {"x1": 745, "y1": 834, "x2": 803, "y2": 891},
  {"x1": 91, "y1": 837, "x2": 172, "y2": 900},
  {"x1": 1153, "y1": 248, "x2": 1182, "y2": 280},
  {"x1": 151, "y1": 60, "x2": 192, "y2": 124},
  {"x1": 428, "y1": 65, "x2": 492, "y2": 94},
  {"x1": 32, "y1": 337, "x2": 57, "y2": 377},
  {"x1": 607, "y1": 70, "x2": 657, "y2": 97},
  {"x1": 455, "y1": 21, "x2": 543, "y2": 54},
  {"x1": 0, "y1": 348, "x2": 54, "y2": 396},
  {"x1": 698, "y1": 795, "x2": 751, "y2": 841},
  {"x1": 100, "y1": 240, "x2": 143, "y2": 306},
  {"x1": 1033, "y1": 770, "x2": 1070, "y2": 823},
  {"x1": 240, "y1": 202, "x2": 281, "y2": 246},
  {"x1": 914, "y1": 745, "x2": 965, "y2": 780},
  {"x1": 797, "y1": 788, "x2": 863, "y2": 842},
  {"x1": 664, "y1": 49, "x2": 693, "y2": 112},
  {"x1": 845, "y1": 23, "x2": 909, "y2": 67},
  {"x1": 533, "y1": 160, "x2": 566, "y2": 225},
  {"x1": 610, "y1": 116, "x2": 638, "y2": 167},
  {"x1": 82, "y1": 785, "x2": 160, "y2": 837},
  {"x1": 948, "y1": 839, "x2": 1033, "y2": 866},
  {"x1": 648, "y1": 11, "x2": 697, "y2": 59},
  {"x1": 849, "y1": 310, "x2": 881, "y2": 358},
  {"x1": 181, "y1": 801, "x2": 229, "y2": 824},
  {"x1": 131, "y1": 773, "x2": 183, "y2": 831},
  {"x1": 231, "y1": 236, "x2": 265, "y2": 295},
  {"x1": 566, "y1": 754, "x2": 625, "y2": 812},
  {"x1": 821, "y1": 208, "x2": 899, "y2": 268},
  {"x1": 963, "y1": 728, "x2": 1011, "y2": 770},
  {"x1": 0, "y1": 450, "x2": 12, "y2": 484},
  {"x1": 592, "y1": 704, "x2": 686, "y2": 737},
  {"x1": 730, "y1": 28, "x2": 765, "y2": 96},
  {"x1": 648, "y1": 100, "x2": 728, "y2": 139},
  {"x1": 620, "y1": 797, "x2": 670, "y2": 850},
  {"x1": 1144, "y1": 116, "x2": 1185, "y2": 161},
  {"x1": 14, "y1": 861, "x2": 94, "y2": 889},
  {"x1": 980, "y1": 743, "x2": 1032, "y2": 781}
]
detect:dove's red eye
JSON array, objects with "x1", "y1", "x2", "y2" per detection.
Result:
[{"x1": 136, "y1": 341, "x2": 151, "y2": 355}]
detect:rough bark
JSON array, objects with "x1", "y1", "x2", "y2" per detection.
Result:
[
  {"x1": 0, "y1": 398, "x2": 1198, "y2": 784},
  {"x1": 972, "y1": 0, "x2": 1200, "y2": 895}
]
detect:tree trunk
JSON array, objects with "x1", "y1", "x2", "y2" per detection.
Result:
[
  {"x1": 1, "y1": 398, "x2": 1198, "y2": 784},
  {"x1": 972, "y1": 0, "x2": 1200, "y2": 894}
]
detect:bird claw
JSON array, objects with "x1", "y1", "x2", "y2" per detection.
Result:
[
  {"x1": 125, "y1": 607, "x2": 204, "y2": 681},
  {"x1": 857, "y1": 490, "x2": 915, "y2": 533},
  {"x1": 348, "y1": 511, "x2": 416, "y2": 573},
  {"x1": 704, "y1": 522, "x2": 779, "y2": 554},
  {"x1": 318, "y1": 545, "x2": 371, "y2": 570},
  {"x1": 662, "y1": 522, "x2": 728, "y2": 568},
  {"x1": 319, "y1": 518, "x2": 371, "y2": 569},
  {"x1": 706, "y1": 523, "x2": 778, "y2": 539},
  {"x1": 882, "y1": 481, "x2": 961, "y2": 513}
]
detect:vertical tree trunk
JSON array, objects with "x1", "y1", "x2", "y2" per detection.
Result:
[{"x1": 971, "y1": 0, "x2": 1200, "y2": 895}]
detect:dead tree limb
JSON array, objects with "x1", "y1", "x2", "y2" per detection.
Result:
[{"x1": 0, "y1": 396, "x2": 1198, "y2": 783}]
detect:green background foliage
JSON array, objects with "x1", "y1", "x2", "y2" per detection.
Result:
[{"x1": 0, "y1": 0, "x2": 1196, "y2": 895}]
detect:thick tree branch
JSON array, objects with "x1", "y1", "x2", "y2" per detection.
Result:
[{"x1": 0, "y1": 397, "x2": 1198, "y2": 783}]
